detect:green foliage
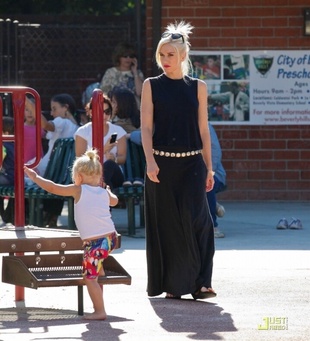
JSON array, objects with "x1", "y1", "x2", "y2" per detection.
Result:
[{"x1": 0, "y1": 0, "x2": 141, "y2": 15}]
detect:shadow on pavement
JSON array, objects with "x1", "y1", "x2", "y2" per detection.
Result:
[
  {"x1": 149, "y1": 297, "x2": 237, "y2": 340},
  {"x1": 0, "y1": 306, "x2": 132, "y2": 341}
]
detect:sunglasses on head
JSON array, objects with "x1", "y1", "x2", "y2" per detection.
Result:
[{"x1": 161, "y1": 32, "x2": 184, "y2": 43}]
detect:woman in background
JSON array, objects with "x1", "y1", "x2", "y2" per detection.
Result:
[
  {"x1": 75, "y1": 94, "x2": 127, "y2": 190},
  {"x1": 100, "y1": 42, "x2": 144, "y2": 106},
  {"x1": 111, "y1": 88, "x2": 140, "y2": 136}
]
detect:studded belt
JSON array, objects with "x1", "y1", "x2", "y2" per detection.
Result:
[{"x1": 152, "y1": 149, "x2": 202, "y2": 158}]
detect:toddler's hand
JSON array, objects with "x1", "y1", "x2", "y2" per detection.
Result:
[{"x1": 23, "y1": 166, "x2": 37, "y2": 181}]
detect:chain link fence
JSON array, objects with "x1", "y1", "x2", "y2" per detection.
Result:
[{"x1": 1, "y1": 17, "x2": 139, "y2": 110}]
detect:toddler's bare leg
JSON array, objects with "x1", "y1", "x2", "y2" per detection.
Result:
[
  {"x1": 84, "y1": 277, "x2": 106, "y2": 320},
  {"x1": 99, "y1": 266, "x2": 105, "y2": 292}
]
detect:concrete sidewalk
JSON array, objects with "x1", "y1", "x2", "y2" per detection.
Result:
[{"x1": 0, "y1": 201, "x2": 309, "y2": 341}]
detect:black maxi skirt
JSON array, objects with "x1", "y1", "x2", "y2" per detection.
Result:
[{"x1": 145, "y1": 152, "x2": 215, "y2": 297}]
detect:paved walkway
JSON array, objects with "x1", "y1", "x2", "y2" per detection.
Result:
[{"x1": 0, "y1": 201, "x2": 309, "y2": 341}]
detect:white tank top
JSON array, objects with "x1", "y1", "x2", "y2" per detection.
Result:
[{"x1": 74, "y1": 184, "x2": 116, "y2": 240}]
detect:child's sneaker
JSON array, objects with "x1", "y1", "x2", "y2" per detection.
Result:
[
  {"x1": 288, "y1": 218, "x2": 303, "y2": 230},
  {"x1": 276, "y1": 218, "x2": 288, "y2": 229}
]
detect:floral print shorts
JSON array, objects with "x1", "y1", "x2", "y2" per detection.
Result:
[{"x1": 82, "y1": 231, "x2": 118, "y2": 279}]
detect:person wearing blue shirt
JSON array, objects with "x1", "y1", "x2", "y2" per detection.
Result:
[{"x1": 207, "y1": 123, "x2": 227, "y2": 238}]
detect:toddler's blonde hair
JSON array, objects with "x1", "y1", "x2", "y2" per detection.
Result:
[{"x1": 71, "y1": 148, "x2": 102, "y2": 180}]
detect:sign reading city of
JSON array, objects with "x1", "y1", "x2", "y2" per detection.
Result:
[{"x1": 190, "y1": 50, "x2": 310, "y2": 125}]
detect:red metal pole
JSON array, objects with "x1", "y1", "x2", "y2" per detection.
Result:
[
  {"x1": 12, "y1": 90, "x2": 26, "y2": 227},
  {"x1": 0, "y1": 86, "x2": 42, "y2": 301},
  {"x1": 10, "y1": 88, "x2": 42, "y2": 227},
  {"x1": 91, "y1": 89, "x2": 104, "y2": 168}
]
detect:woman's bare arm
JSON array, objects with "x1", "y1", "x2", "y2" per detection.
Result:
[
  {"x1": 41, "y1": 114, "x2": 55, "y2": 132},
  {"x1": 141, "y1": 79, "x2": 159, "y2": 182},
  {"x1": 197, "y1": 80, "x2": 214, "y2": 192},
  {"x1": 75, "y1": 135, "x2": 88, "y2": 157}
]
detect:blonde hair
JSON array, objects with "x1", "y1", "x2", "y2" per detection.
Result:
[
  {"x1": 155, "y1": 21, "x2": 194, "y2": 77},
  {"x1": 72, "y1": 148, "x2": 102, "y2": 180}
]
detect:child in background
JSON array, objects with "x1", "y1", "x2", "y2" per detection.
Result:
[
  {"x1": 204, "y1": 55, "x2": 220, "y2": 79},
  {"x1": 24, "y1": 148, "x2": 119, "y2": 320},
  {"x1": 24, "y1": 95, "x2": 46, "y2": 164}
]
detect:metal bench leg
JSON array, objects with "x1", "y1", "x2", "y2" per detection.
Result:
[
  {"x1": 67, "y1": 197, "x2": 76, "y2": 230},
  {"x1": 139, "y1": 198, "x2": 145, "y2": 227},
  {"x1": 28, "y1": 197, "x2": 36, "y2": 225},
  {"x1": 127, "y1": 197, "x2": 136, "y2": 236},
  {"x1": 35, "y1": 199, "x2": 44, "y2": 227},
  {"x1": 77, "y1": 285, "x2": 84, "y2": 316}
]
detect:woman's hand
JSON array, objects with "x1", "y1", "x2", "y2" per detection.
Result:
[
  {"x1": 104, "y1": 140, "x2": 117, "y2": 155},
  {"x1": 206, "y1": 171, "x2": 215, "y2": 192},
  {"x1": 131, "y1": 58, "x2": 138, "y2": 74},
  {"x1": 104, "y1": 151, "x2": 116, "y2": 162},
  {"x1": 146, "y1": 159, "x2": 160, "y2": 183}
]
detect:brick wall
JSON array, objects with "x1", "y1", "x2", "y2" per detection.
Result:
[
  {"x1": 215, "y1": 124, "x2": 310, "y2": 201},
  {"x1": 145, "y1": 0, "x2": 310, "y2": 201}
]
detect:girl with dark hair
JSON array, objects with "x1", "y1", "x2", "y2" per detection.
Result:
[
  {"x1": 38, "y1": 93, "x2": 79, "y2": 227},
  {"x1": 38, "y1": 93, "x2": 79, "y2": 175},
  {"x1": 111, "y1": 88, "x2": 140, "y2": 134}
]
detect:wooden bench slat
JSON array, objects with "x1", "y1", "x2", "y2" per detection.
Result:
[{"x1": 2, "y1": 255, "x2": 131, "y2": 289}]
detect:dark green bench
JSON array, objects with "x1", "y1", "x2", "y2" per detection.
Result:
[
  {"x1": 0, "y1": 137, "x2": 76, "y2": 229},
  {"x1": 0, "y1": 138, "x2": 147, "y2": 235},
  {"x1": 113, "y1": 139, "x2": 146, "y2": 236}
]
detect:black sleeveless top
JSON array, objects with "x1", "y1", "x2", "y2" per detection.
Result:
[{"x1": 149, "y1": 74, "x2": 202, "y2": 152}]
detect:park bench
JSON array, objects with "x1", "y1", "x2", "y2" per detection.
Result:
[
  {"x1": 113, "y1": 139, "x2": 146, "y2": 236},
  {"x1": 0, "y1": 225, "x2": 131, "y2": 315},
  {"x1": 0, "y1": 137, "x2": 147, "y2": 235},
  {"x1": 0, "y1": 137, "x2": 76, "y2": 229}
]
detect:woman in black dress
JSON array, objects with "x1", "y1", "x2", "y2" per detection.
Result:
[{"x1": 141, "y1": 21, "x2": 216, "y2": 299}]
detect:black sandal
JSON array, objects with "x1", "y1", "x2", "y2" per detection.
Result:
[{"x1": 192, "y1": 289, "x2": 216, "y2": 300}]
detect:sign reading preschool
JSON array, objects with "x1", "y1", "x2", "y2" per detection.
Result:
[{"x1": 190, "y1": 51, "x2": 310, "y2": 125}]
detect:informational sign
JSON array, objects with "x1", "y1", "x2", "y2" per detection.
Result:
[{"x1": 190, "y1": 51, "x2": 310, "y2": 125}]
